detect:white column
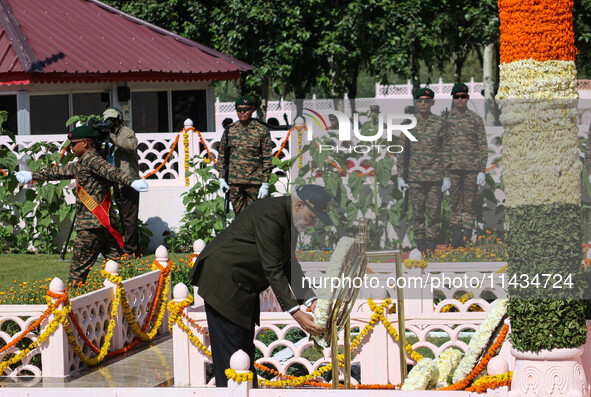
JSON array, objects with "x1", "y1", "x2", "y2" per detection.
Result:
[
  {"x1": 227, "y1": 350, "x2": 253, "y2": 397},
  {"x1": 172, "y1": 283, "x2": 192, "y2": 386},
  {"x1": 192, "y1": 239, "x2": 205, "y2": 307},
  {"x1": 40, "y1": 277, "x2": 69, "y2": 377},
  {"x1": 103, "y1": 259, "x2": 125, "y2": 351}
]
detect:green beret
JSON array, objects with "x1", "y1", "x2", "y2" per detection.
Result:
[
  {"x1": 414, "y1": 88, "x2": 434, "y2": 99},
  {"x1": 67, "y1": 126, "x2": 99, "y2": 140},
  {"x1": 451, "y1": 83, "x2": 469, "y2": 96},
  {"x1": 235, "y1": 95, "x2": 255, "y2": 107}
]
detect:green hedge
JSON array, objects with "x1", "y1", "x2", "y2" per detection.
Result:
[{"x1": 507, "y1": 204, "x2": 587, "y2": 351}]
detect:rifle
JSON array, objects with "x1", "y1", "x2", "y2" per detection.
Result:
[
  {"x1": 401, "y1": 133, "x2": 411, "y2": 216},
  {"x1": 223, "y1": 128, "x2": 231, "y2": 216},
  {"x1": 60, "y1": 212, "x2": 76, "y2": 261}
]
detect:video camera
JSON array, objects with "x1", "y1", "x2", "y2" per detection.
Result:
[{"x1": 86, "y1": 117, "x2": 116, "y2": 161}]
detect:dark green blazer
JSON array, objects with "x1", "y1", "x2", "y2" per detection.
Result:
[{"x1": 189, "y1": 196, "x2": 315, "y2": 329}]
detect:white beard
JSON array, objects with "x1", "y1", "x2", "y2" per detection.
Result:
[{"x1": 293, "y1": 215, "x2": 308, "y2": 233}]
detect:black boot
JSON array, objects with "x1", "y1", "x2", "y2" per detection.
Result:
[
  {"x1": 426, "y1": 238, "x2": 437, "y2": 252},
  {"x1": 416, "y1": 238, "x2": 426, "y2": 253},
  {"x1": 463, "y1": 228, "x2": 473, "y2": 245},
  {"x1": 451, "y1": 226, "x2": 463, "y2": 248}
]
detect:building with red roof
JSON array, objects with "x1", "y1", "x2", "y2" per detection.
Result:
[{"x1": 0, "y1": 0, "x2": 252, "y2": 135}]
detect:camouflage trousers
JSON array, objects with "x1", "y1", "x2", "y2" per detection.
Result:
[
  {"x1": 449, "y1": 170, "x2": 479, "y2": 230},
  {"x1": 409, "y1": 181, "x2": 442, "y2": 239},
  {"x1": 70, "y1": 228, "x2": 121, "y2": 285},
  {"x1": 229, "y1": 184, "x2": 260, "y2": 216}
]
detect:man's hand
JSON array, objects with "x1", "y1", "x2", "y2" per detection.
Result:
[
  {"x1": 441, "y1": 177, "x2": 451, "y2": 192},
  {"x1": 477, "y1": 172, "x2": 486, "y2": 186},
  {"x1": 219, "y1": 178, "x2": 230, "y2": 194},
  {"x1": 15, "y1": 171, "x2": 32, "y2": 184},
  {"x1": 309, "y1": 300, "x2": 318, "y2": 313},
  {"x1": 397, "y1": 178, "x2": 408, "y2": 193},
  {"x1": 131, "y1": 179, "x2": 149, "y2": 192},
  {"x1": 292, "y1": 309, "x2": 325, "y2": 336},
  {"x1": 257, "y1": 183, "x2": 269, "y2": 199}
]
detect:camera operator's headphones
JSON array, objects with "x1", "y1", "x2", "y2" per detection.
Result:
[{"x1": 103, "y1": 107, "x2": 123, "y2": 123}]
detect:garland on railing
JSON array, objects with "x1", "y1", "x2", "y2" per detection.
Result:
[
  {"x1": 465, "y1": 371, "x2": 512, "y2": 393},
  {"x1": 183, "y1": 128, "x2": 190, "y2": 186},
  {"x1": 167, "y1": 295, "x2": 211, "y2": 357},
  {"x1": 0, "y1": 261, "x2": 171, "y2": 374},
  {"x1": 0, "y1": 292, "x2": 68, "y2": 374},
  {"x1": 142, "y1": 134, "x2": 180, "y2": 179}
]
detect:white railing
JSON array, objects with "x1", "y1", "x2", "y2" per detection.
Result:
[
  {"x1": 175, "y1": 259, "x2": 512, "y2": 386},
  {"x1": 0, "y1": 247, "x2": 171, "y2": 379}
]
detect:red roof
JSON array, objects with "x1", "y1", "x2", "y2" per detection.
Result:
[{"x1": 0, "y1": 0, "x2": 252, "y2": 84}]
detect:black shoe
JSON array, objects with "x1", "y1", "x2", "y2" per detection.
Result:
[{"x1": 451, "y1": 226, "x2": 463, "y2": 248}]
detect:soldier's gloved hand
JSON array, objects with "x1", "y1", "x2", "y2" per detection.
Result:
[
  {"x1": 477, "y1": 172, "x2": 486, "y2": 186},
  {"x1": 131, "y1": 179, "x2": 149, "y2": 192},
  {"x1": 397, "y1": 178, "x2": 408, "y2": 193},
  {"x1": 257, "y1": 183, "x2": 269, "y2": 199},
  {"x1": 588, "y1": 175, "x2": 591, "y2": 185},
  {"x1": 15, "y1": 171, "x2": 32, "y2": 184},
  {"x1": 219, "y1": 178, "x2": 230, "y2": 194},
  {"x1": 441, "y1": 178, "x2": 451, "y2": 192}
]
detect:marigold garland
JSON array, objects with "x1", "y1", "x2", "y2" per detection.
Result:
[
  {"x1": 275, "y1": 127, "x2": 293, "y2": 158},
  {"x1": 465, "y1": 371, "x2": 513, "y2": 393},
  {"x1": 0, "y1": 291, "x2": 68, "y2": 374},
  {"x1": 498, "y1": 0, "x2": 576, "y2": 63},
  {"x1": 225, "y1": 368, "x2": 254, "y2": 383},
  {"x1": 438, "y1": 323, "x2": 509, "y2": 391},
  {"x1": 142, "y1": 134, "x2": 180, "y2": 179},
  {"x1": 183, "y1": 128, "x2": 190, "y2": 186}
]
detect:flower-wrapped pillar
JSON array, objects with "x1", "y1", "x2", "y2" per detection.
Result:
[{"x1": 496, "y1": 0, "x2": 589, "y2": 395}]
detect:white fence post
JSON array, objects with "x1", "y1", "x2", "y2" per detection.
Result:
[
  {"x1": 172, "y1": 283, "x2": 192, "y2": 386},
  {"x1": 192, "y1": 239, "x2": 206, "y2": 306},
  {"x1": 40, "y1": 278, "x2": 69, "y2": 377},
  {"x1": 227, "y1": 350, "x2": 253, "y2": 397},
  {"x1": 103, "y1": 259, "x2": 125, "y2": 351}
]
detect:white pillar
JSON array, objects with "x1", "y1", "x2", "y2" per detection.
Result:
[
  {"x1": 227, "y1": 350, "x2": 253, "y2": 397},
  {"x1": 192, "y1": 240, "x2": 205, "y2": 306},
  {"x1": 172, "y1": 283, "x2": 192, "y2": 386},
  {"x1": 155, "y1": 245, "x2": 171, "y2": 334},
  {"x1": 103, "y1": 260, "x2": 125, "y2": 350},
  {"x1": 40, "y1": 278, "x2": 69, "y2": 377}
]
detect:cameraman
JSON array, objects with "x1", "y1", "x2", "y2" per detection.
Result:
[{"x1": 103, "y1": 108, "x2": 141, "y2": 257}]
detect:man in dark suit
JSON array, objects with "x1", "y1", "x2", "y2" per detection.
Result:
[{"x1": 189, "y1": 185, "x2": 332, "y2": 387}]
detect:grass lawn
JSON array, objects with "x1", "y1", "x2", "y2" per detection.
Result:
[{"x1": 0, "y1": 252, "x2": 194, "y2": 304}]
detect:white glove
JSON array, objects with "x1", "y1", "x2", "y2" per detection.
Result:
[
  {"x1": 477, "y1": 172, "x2": 486, "y2": 186},
  {"x1": 441, "y1": 178, "x2": 451, "y2": 192},
  {"x1": 131, "y1": 179, "x2": 149, "y2": 192},
  {"x1": 397, "y1": 178, "x2": 408, "y2": 193},
  {"x1": 219, "y1": 178, "x2": 230, "y2": 194},
  {"x1": 257, "y1": 183, "x2": 269, "y2": 199},
  {"x1": 588, "y1": 175, "x2": 591, "y2": 185},
  {"x1": 15, "y1": 171, "x2": 32, "y2": 184}
]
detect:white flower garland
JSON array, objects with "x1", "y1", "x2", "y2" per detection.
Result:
[
  {"x1": 496, "y1": 59, "x2": 580, "y2": 207},
  {"x1": 496, "y1": 60, "x2": 578, "y2": 100},
  {"x1": 401, "y1": 358, "x2": 439, "y2": 390},
  {"x1": 312, "y1": 237, "x2": 356, "y2": 347},
  {"x1": 452, "y1": 299, "x2": 508, "y2": 384},
  {"x1": 435, "y1": 348, "x2": 464, "y2": 389}
]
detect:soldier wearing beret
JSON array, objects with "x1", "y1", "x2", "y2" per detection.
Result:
[
  {"x1": 14, "y1": 126, "x2": 149, "y2": 285},
  {"x1": 215, "y1": 96, "x2": 274, "y2": 216},
  {"x1": 398, "y1": 88, "x2": 445, "y2": 253},
  {"x1": 442, "y1": 83, "x2": 488, "y2": 247}
]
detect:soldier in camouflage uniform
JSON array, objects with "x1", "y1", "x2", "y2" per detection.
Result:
[
  {"x1": 15, "y1": 126, "x2": 148, "y2": 285},
  {"x1": 398, "y1": 88, "x2": 445, "y2": 253},
  {"x1": 441, "y1": 83, "x2": 488, "y2": 248},
  {"x1": 216, "y1": 96, "x2": 273, "y2": 216}
]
